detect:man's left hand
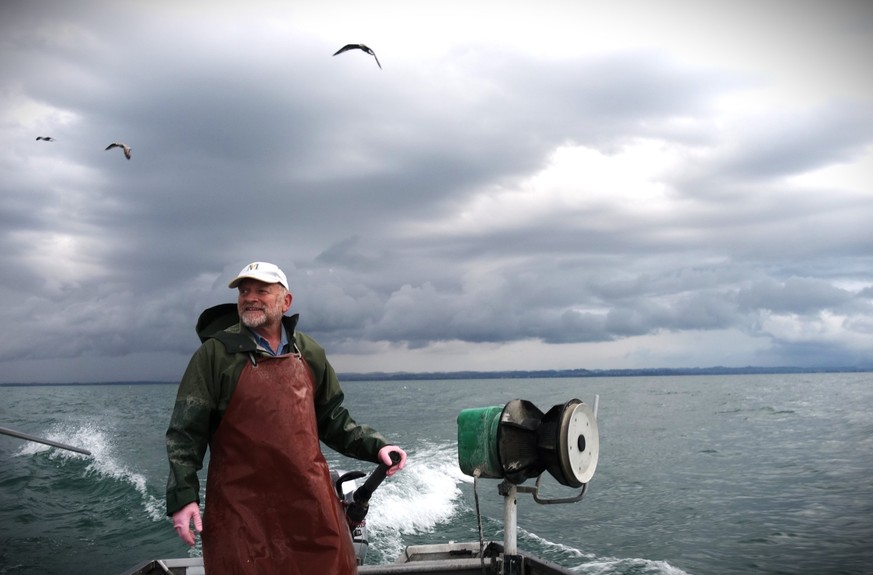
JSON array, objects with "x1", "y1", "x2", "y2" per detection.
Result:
[{"x1": 378, "y1": 445, "x2": 407, "y2": 476}]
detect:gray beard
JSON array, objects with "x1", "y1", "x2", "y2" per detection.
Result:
[{"x1": 240, "y1": 310, "x2": 268, "y2": 329}]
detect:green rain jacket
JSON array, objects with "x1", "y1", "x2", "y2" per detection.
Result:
[{"x1": 165, "y1": 303, "x2": 388, "y2": 516}]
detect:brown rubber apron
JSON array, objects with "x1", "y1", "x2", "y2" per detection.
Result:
[{"x1": 202, "y1": 353, "x2": 357, "y2": 575}]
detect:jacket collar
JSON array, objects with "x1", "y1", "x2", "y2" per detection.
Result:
[{"x1": 195, "y1": 303, "x2": 299, "y2": 353}]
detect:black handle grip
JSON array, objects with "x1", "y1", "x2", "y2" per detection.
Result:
[
  {"x1": 355, "y1": 451, "x2": 401, "y2": 504},
  {"x1": 345, "y1": 451, "x2": 401, "y2": 525}
]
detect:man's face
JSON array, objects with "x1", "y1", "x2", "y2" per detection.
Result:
[{"x1": 237, "y1": 279, "x2": 292, "y2": 331}]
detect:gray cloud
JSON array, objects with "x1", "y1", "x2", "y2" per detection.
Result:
[{"x1": 1, "y1": 1, "x2": 872, "y2": 382}]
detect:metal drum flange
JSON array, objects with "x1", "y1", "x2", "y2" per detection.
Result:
[{"x1": 557, "y1": 401, "x2": 599, "y2": 486}]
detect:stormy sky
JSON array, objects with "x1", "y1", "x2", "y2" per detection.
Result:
[{"x1": 1, "y1": 0, "x2": 871, "y2": 383}]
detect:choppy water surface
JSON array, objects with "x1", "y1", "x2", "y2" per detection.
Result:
[{"x1": 1, "y1": 373, "x2": 871, "y2": 574}]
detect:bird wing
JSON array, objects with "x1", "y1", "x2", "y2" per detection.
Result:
[
  {"x1": 333, "y1": 43, "x2": 381, "y2": 69},
  {"x1": 333, "y1": 44, "x2": 359, "y2": 56},
  {"x1": 105, "y1": 142, "x2": 131, "y2": 158}
]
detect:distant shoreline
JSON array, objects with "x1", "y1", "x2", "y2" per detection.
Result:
[{"x1": 1, "y1": 365, "x2": 870, "y2": 386}]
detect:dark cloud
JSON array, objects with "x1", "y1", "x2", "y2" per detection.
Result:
[
  {"x1": 737, "y1": 277, "x2": 855, "y2": 314},
  {"x1": 719, "y1": 102, "x2": 873, "y2": 181},
  {"x1": 1, "y1": 1, "x2": 872, "y2": 382}
]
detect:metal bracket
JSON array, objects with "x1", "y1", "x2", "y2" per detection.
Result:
[{"x1": 514, "y1": 474, "x2": 589, "y2": 505}]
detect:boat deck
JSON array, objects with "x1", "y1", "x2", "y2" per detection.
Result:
[{"x1": 122, "y1": 541, "x2": 576, "y2": 575}]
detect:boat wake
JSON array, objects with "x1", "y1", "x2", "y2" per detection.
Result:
[
  {"x1": 357, "y1": 441, "x2": 466, "y2": 560},
  {"x1": 344, "y1": 441, "x2": 692, "y2": 574},
  {"x1": 13, "y1": 419, "x2": 166, "y2": 522}
]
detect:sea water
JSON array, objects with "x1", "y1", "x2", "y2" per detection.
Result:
[{"x1": 1, "y1": 373, "x2": 871, "y2": 575}]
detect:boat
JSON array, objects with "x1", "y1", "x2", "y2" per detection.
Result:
[
  {"x1": 122, "y1": 541, "x2": 579, "y2": 575},
  {"x1": 121, "y1": 397, "x2": 600, "y2": 575}
]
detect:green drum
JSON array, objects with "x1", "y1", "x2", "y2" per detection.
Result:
[{"x1": 457, "y1": 405, "x2": 504, "y2": 478}]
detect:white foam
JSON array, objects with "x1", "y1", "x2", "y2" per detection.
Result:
[
  {"x1": 518, "y1": 527, "x2": 595, "y2": 560},
  {"x1": 16, "y1": 420, "x2": 166, "y2": 522},
  {"x1": 580, "y1": 556, "x2": 693, "y2": 575},
  {"x1": 13, "y1": 420, "x2": 104, "y2": 460},
  {"x1": 365, "y1": 442, "x2": 465, "y2": 555}
]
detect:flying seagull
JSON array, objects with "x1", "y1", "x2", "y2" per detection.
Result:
[
  {"x1": 36, "y1": 136, "x2": 55, "y2": 141},
  {"x1": 105, "y1": 142, "x2": 132, "y2": 160},
  {"x1": 332, "y1": 43, "x2": 382, "y2": 69}
]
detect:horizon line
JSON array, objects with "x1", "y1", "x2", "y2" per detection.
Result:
[{"x1": 2, "y1": 364, "x2": 870, "y2": 386}]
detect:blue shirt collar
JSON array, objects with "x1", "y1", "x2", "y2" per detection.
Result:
[{"x1": 246, "y1": 324, "x2": 290, "y2": 356}]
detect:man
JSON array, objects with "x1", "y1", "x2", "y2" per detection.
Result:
[{"x1": 166, "y1": 261, "x2": 407, "y2": 574}]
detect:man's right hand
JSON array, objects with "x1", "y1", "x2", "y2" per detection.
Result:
[{"x1": 172, "y1": 502, "x2": 203, "y2": 546}]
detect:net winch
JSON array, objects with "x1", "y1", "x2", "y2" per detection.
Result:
[{"x1": 457, "y1": 397, "x2": 599, "y2": 573}]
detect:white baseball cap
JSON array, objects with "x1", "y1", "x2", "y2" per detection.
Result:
[{"x1": 228, "y1": 262, "x2": 289, "y2": 290}]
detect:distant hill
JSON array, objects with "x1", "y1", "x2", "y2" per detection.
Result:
[
  {"x1": 336, "y1": 365, "x2": 872, "y2": 382},
  {"x1": 1, "y1": 365, "x2": 870, "y2": 386}
]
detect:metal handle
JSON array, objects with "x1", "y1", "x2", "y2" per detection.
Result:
[
  {"x1": 0, "y1": 425, "x2": 91, "y2": 456},
  {"x1": 345, "y1": 451, "x2": 401, "y2": 524}
]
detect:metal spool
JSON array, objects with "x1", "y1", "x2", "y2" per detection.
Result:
[
  {"x1": 537, "y1": 399, "x2": 599, "y2": 487},
  {"x1": 457, "y1": 398, "x2": 599, "y2": 487}
]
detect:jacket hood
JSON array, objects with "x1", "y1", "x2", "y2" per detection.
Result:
[{"x1": 196, "y1": 304, "x2": 239, "y2": 343}]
